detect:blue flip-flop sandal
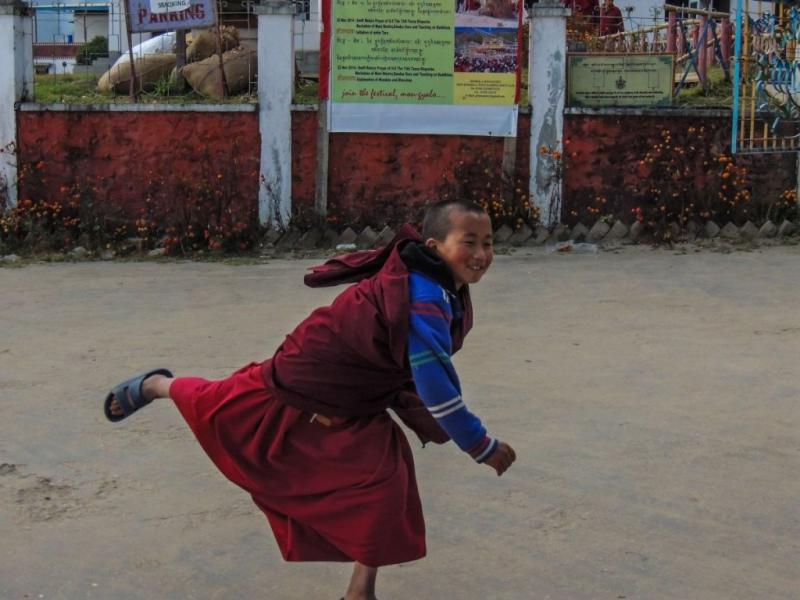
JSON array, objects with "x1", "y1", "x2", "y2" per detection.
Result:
[{"x1": 104, "y1": 369, "x2": 173, "y2": 422}]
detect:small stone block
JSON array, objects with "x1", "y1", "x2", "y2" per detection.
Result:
[
  {"x1": 70, "y1": 246, "x2": 88, "y2": 258},
  {"x1": 356, "y1": 226, "x2": 378, "y2": 248},
  {"x1": 587, "y1": 220, "x2": 610, "y2": 242},
  {"x1": 686, "y1": 220, "x2": 702, "y2": 237},
  {"x1": 719, "y1": 222, "x2": 740, "y2": 240},
  {"x1": 276, "y1": 228, "x2": 301, "y2": 250},
  {"x1": 374, "y1": 225, "x2": 396, "y2": 248},
  {"x1": 629, "y1": 220, "x2": 644, "y2": 241},
  {"x1": 570, "y1": 222, "x2": 589, "y2": 241},
  {"x1": 337, "y1": 227, "x2": 358, "y2": 245},
  {"x1": 319, "y1": 227, "x2": 339, "y2": 248},
  {"x1": 552, "y1": 224, "x2": 570, "y2": 242},
  {"x1": 1, "y1": 254, "x2": 20, "y2": 263},
  {"x1": 299, "y1": 228, "x2": 323, "y2": 249},
  {"x1": 147, "y1": 247, "x2": 167, "y2": 257},
  {"x1": 100, "y1": 249, "x2": 115, "y2": 260},
  {"x1": 739, "y1": 220, "x2": 758, "y2": 240},
  {"x1": 125, "y1": 237, "x2": 145, "y2": 253},
  {"x1": 508, "y1": 224, "x2": 533, "y2": 246},
  {"x1": 667, "y1": 222, "x2": 681, "y2": 239},
  {"x1": 493, "y1": 224, "x2": 514, "y2": 243},
  {"x1": 262, "y1": 228, "x2": 282, "y2": 246},
  {"x1": 527, "y1": 224, "x2": 549, "y2": 245},
  {"x1": 676, "y1": 222, "x2": 696, "y2": 242},
  {"x1": 704, "y1": 220, "x2": 721, "y2": 238},
  {"x1": 757, "y1": 220, "x2": 777, "y2": 238},
  {"x1": 778, "y1": 219, "x2": 796, "y2": 237},
  {"x1": 606, "y1": 220, "x2": 628, "y2": 240}
]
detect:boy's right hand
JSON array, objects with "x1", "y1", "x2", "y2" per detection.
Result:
[{"x1": 484, "y1": 441, "x2": 516, "y2": 476}]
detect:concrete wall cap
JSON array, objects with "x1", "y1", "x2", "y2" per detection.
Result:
[
  {"x1": 253, "y1": 0, "x2": 295, "y2": 15},
  {"x1": 529, "y1": 5, "x2": 571, "y2": 17},
  {"x1": 18, "y1": 102, "x2": 257, "y2": 113},
  {"x1": 566, "y1": 107, "x2": 731, "y2": 118}
]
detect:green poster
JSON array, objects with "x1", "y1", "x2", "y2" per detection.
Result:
[{"x1": 331, "y1": 0, "x2": 455, "y2": 104}]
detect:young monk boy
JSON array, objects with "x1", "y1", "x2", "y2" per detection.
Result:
[{"x1": 104, "y1": 199, "x2": 516, "y2": 600}]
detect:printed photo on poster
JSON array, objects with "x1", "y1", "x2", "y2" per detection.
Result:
[
  {"x1": 454, "y1": 28, "x2": 518, "y2": 73},
  {"x1": 455, "y1": 0, "x2": 518, "y2": 28}
]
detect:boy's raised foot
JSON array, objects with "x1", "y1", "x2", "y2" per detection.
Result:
[{"x1": 104, "y1": 369, "x2": 174, "y2": 421}]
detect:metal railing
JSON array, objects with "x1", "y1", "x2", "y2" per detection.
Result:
[
  {"x1": 732, "y1": 0, "x2": 800, "y2": 153},
  {"x1": 567, "y1": 6, "x2": 734, "y2": 98},
  {"x1": 29, "y1": 0, "x2": 316, "y2": 104}
]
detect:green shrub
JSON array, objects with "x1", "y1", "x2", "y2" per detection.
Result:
[{"x1": 76, "y1": 36, "x2": 108, "y2": 65}]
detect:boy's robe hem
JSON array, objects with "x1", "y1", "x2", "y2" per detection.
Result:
[{"x1": 171, "y1": 364, "x2": 426, "y2": 567}]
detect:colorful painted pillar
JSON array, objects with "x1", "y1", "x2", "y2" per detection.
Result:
[
  {"x1": 529, "y1": 1, "x2": 570, "y2": 228},
  {"x1": 0, "y1": 0, "x2": 32, "y2": 210},
  {"x1": 255, "y1": 0, "x2": 295, "y2": 228}
]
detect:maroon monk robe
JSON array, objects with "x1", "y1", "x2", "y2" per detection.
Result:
[
  {"x1": 262, "y1": 224, "x2": 473, "y2": 444},
  {"x1": 170, "y1": 226, "x2": 473, "y2": 567}
]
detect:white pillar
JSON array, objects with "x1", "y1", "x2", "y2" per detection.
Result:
[
  {"x1": 529, "y1": 2, "x2": 570, "y2": 228},
  {"x1": 0, "y1": 0, "x2": 33, "y2": 210},
  {"x1": 108, "y1": 0, "x2": 126, "y2": 60},
  {"x1": 256, "y1": 0, "x2": 294, "y2": 228}
]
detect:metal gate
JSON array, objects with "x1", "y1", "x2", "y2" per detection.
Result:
[{"x1": 732, "y1": 0, "x2": 800, "y2": 153}]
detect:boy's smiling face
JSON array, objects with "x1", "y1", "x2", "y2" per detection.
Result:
[{"x1": 425, "y1": 209, "x2": 494, "y2": 289}]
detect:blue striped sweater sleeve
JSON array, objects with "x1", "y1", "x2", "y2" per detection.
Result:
[{"x1": 408, "y1": 272, "x2": 497, "y2": 463}]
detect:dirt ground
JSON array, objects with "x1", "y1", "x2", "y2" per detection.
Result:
[{"x1": 1, "y1": 245, "x2": 799, "y2": 600}]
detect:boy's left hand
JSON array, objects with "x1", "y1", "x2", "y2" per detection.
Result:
[{"x1": 484, "y1": 441, "x2": 516, "y2": 476}]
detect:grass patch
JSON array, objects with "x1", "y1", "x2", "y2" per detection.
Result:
[
  {"x1": 676, "y1": 65, "x2": 733, "y2": 108},
  {"x1": 34, "y1": 73, "x2": 107, "y2": 104},
  {"x1": 33, "y1": 71, "x2": 326, "y2": 105},
  {"x1": 33, "y1": 73, "x2": 258, "y2": 104},
  {"x1": 294, "y1": 79, "x2": 319, "y2": 104}
]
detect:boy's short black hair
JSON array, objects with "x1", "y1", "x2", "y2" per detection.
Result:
[{"x1": 422, "y1": 199, "x2": 487, "y2": 241}]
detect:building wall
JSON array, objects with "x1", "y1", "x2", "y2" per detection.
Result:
[
  {"x1": 32, "y1": 7, "x2": 74, "y2": 43},
  {"x1": 617, "y1": 0, "x2": 664, "y2": 25},
  {"x1": 33, "y1": 57, "x2": 77, "y2": 74},
  {"x1": 294, "y1": 0, "x2": 321, "y2": 53},
  {"x1": 73, "y1": 13, "x2": 109, "y2": 44}
]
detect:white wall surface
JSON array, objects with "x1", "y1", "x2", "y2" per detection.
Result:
[{"x1": 74, "y1": 12, "x2": 108, "y2": 43}]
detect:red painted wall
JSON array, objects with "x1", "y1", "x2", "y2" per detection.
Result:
[
  {"x1": 290, "y1": 111, "x2": 532, "y2": 228},
  {"x1": 562, "y1": 114, "x2": 795, "y2": 225},
  {"x1": 16, "y1": 111, "x2": 260, "y2": 226},
  {"x1": 16, "y1": 108, "x2": 792, "y2": 231}
]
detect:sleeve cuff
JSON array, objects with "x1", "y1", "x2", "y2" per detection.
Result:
[{"x1": 468, "y1": 436, "x2": 498, "y2": 463}]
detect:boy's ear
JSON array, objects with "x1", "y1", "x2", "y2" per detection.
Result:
[{"x1": 424, "y1": 238, "x2": 439, "y2": 250}]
